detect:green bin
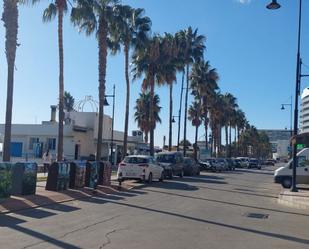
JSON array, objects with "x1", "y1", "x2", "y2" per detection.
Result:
[{"x1": 0, "y1": 162, "x2": 13, "y2": 199}]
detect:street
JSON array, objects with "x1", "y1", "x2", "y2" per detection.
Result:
[{"x1": 1, "y1": 166, "x2": 309, "y2": 249}]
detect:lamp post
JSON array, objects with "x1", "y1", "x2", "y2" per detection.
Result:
[
  {"x1": 104, "y1": 84, "x2": 115, "y2": 165},
  {"x1": 172, "y1": 115, "x2": 181, "y2": 150},
  {"x1": 281, "y1": 97, "x2": 293, "y2": 138},
  {"x1": 267, "y1": 0, "x2": 302, "y2": 192}
]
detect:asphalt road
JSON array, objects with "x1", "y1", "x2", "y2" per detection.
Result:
[{"x1": 1, "y1": 165, "x2": 309, "y2": 249}]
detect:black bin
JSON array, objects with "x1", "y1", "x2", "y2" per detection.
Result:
[
  {"x1": 69, "y1": 161, "x2": 86, "y2": 189},
  {"x1": 46, "y1": 162, "x2": 70, "y2": 191},
  {"x1": 11, "y1": 162, "x2": 37, "y2": 195},
  {"x1": 0, "y1": 162, "x2": 13, "y2": 199},
  {"x1": 85, "y1": 161, "x2": 100, "y2": 188}
]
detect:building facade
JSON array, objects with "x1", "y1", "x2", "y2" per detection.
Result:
[
  {"x1": 300, "y1": 88, "x2": 309, "y2": 133},
  {"x1": 0, "y1": 107, "x2": 143, "y2": 164}
]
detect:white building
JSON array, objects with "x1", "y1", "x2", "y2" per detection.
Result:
[
  {"x1": 300, "y1": 87, "x2": 309, "y2": 133},
  {"x1": 0, "y1": 106, "x2": 144, "y2": 164}
]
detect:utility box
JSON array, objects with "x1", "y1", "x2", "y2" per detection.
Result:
[
  {"x1": 69, "y1": 161, "x2": 86, "y2": 189},
  {"x1": 46, "y1": 162, "x2": 70, "y2": 191},
  {"x1": 11, "y1": 162, "x2": 37, "y2": 195},
  {"x1": 0, "y1": 163, "x2": 13, "y2": 199},
  {"x1": 85, "y1": 161, "x2": 99, "y2": 188}
]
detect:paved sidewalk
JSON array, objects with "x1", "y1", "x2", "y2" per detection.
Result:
[
  {"x1": 278, "y1": 188, "x2": 309, "y2": 210},
  {"x1": 0, "y1": 181, "x2": 129, "y2": 214}
]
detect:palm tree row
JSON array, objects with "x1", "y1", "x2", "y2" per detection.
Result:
[{"x1": 2, "y1": 0, "x2": 249, "y2": 162}]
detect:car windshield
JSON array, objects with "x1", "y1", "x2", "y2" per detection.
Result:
[
  {"x1": 156, "y1": 154, "x2": 176, "y2": 163},
  {"x1": 123, "y1": 157, "x2": 149, "y2": 164}
]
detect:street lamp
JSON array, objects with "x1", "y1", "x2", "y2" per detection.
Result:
[
  {"x1": 280, "y1": 97, "x2": 293, "y2": 138},
  {"x1": 104, "y1": 85, "x2": 115, "y2": 165},
  {"x1": 267, "y1": 0, "x2": 302, "y2": 192},
  {"x1": 172, "y1": 115, "x2": 181, "y2": 150}
]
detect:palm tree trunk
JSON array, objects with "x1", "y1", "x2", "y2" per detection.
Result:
[
  {"x1": 177, "y1": 70, "x2": 185, "y2": 151},
  {"x1": 225, "y1": 125, "x2": 228, "y2": 157},
  {"x1": 194, "y1": 125, "x2": 199, "y2": 161},
  {"x1": 57, "y1": 7, "x2": 64, "y2": 161},
  {"x1": 183, "y1": 64, "x2": 189, "y2": 157},
  {"x1": 168, "y1": 83, "x2": 173, "y2": 151},
  {"x1": 123, "y1": 41, "x2": 130, "y2": 159},
  {"x1": 144, "y1": 132, "x2": 148, "y2": 144},
  {"x1": 204, "y1": 108, "x2": 208, "y2": 149},
  {"x1": 229, "y1": 124, "x2": 232, "y2": 158},
  {"x1": 2, "y1": 0, "x2": 18, "y2": 162},
  {"x1": 149, "y1": 68, "x2": 155, "y2": 156},
  {"x1": 96, "y1": 18, "x2": 107, "y2": 161}
]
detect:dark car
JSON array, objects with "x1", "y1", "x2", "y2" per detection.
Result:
[
  {"x1": 156, "y1": 151, "x2": 184, "y2": 178},
  {"x1": 247, "y1": 159, "x2": 261, "y2": 169},
  {"x1": 265, "y1": 159, "x2": 275, "y2": 166},
  {"x1": 183, "y1": 157, "x2": 200, "y2": 176}
]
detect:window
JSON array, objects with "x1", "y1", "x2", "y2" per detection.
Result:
[
  {"x1": 47, "y1": 138, "x2": 56, "y2": 150},
  {"x1": 124, "y1": 157, "x2": 148, "y2": 164},
  {"x1": 29, "y1": 137, "x2": 39, "y2": 150}
]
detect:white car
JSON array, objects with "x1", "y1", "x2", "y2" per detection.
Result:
[{"x1": 117, "y1": 155, "x2": 164, "y2": 183}]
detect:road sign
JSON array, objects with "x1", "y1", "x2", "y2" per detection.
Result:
[{"x1": 297, "y1": 144, "x2": 305, "y2": 150}]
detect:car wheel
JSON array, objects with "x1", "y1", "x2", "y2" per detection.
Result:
[
  {"x1": 147, "y1": 173, "x2": 153, "y2": 184},
  {"x1": 179, "y1": 170, "x2": 184, "y2": 178},
  {"x1": 282, "y1": 177, "x2": 292, "y2": 189},
  {"x1": 159, "y1": 172, "x2": 164, "y2": 182}
]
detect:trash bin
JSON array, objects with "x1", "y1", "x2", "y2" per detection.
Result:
[
  {"x1": 46, "y1": 162, "x2": 70, "y2": 191},
  {"x1": 69, "y1": 161, "x2": 86, "y2": 189},
  {"x1": 97, "y1": 161, "x2": 105, "y2": 185},
  {"x1": 11, "y1": 162, "x2": 37, "y2": 195},
  {"x1": 85, "y1": 161, "x2": 99, "y2": 188},
  {"x1": 0, "y1": 162, "x2": 13, "y2": 199},
  {"x1": 102, "y1": 161, "x2": 112, "y2": 186}
]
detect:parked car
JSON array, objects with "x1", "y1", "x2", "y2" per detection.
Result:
[
  {"x1": 274, "y1": 148, "x2": 309, "y2": 188},
  {"x1": 265, "y1": 159, "x2": 276, "y2": 166},
  {"x1": 156, "y1": 151, "x2": 184, "y2": 178},
  {"x1": 225, "y1": 158, "x2": 236, "y2": 171},
  {"x1": 246, "y1": 158, "x2": 261, "y2": 169},
  {"x1": 199, "y1": 159, "x2": 213, "y2": 171},
  {"x1": 117, "y1": 155, "x2": 164, "y2": 183},
  {"x1": 183, "y1": 157, "x2": 200, "y2": 176}
]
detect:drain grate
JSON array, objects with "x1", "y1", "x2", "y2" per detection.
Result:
[{"x1": 244, "y1": 213, "x2": 269, "y2": 219}]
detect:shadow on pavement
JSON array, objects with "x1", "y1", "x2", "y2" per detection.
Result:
[
  {"x1": 0, "y1": 214, "x2": 81, "y2": 249},
  {"x1": 139, "y1": 187, "x2": 309, "y2": 217},
  {"x1": 133, "y1": 180, "x2": 199, "y2": 191}
]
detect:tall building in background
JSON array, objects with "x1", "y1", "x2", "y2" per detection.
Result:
[{"x1": 300, "y1": 87, "x2": 309, "y2": 133}]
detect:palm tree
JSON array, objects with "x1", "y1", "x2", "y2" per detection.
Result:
[
  {"x1": 64, "y1": 91, "x2": 75, "y2": 112},
  {"x1": 176, "y1": 27, "x2": 205, "y2": 157},
  {"x1": 71, "y1": 0, "x2": 120, "y2": 161},
  {"x1": 222, "y1": 93, "x2": 238, "y2": 157},
  {"x1": 2, "y1": 0, "x2": 19, "y2": 162},
  {"x1": 190, "y1": 60, "x2": 219, "y2": 150},
  {"x1": 110, "y1": 6, "x2": 151, "y2": 158},
  {"x1": 25, "y1": 0, "x2": 69, "y2": 161},
  {"x1": 132, "y1": 35, "x2": 165, "y2": 156},
  {"x1": 134, "y1": 92, "x2": 161, "y2": 144},
  {"x1": 188, "y1": 101, "x2": 202, "y2": 161}
]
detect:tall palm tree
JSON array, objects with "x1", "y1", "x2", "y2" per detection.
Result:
[
  {"x1": 132, "y1": 35, "x2": 165, "y2": 156},
  {"x1": 176, "y1": 27, "x2": 205, "y2": 157},
  {"x1": 25, "y1": 0, "x2": 68, "y2": 161},
  {"x1": 110, "y1": 6, "x2": 151, "y2": 158},
  {"x1": 222, "y1": 93, "x2": 238, "y2": 157},
  {"x1": 188, "y1": 101, "x2": 202, "y2": 161},
  {"x1": 71, "y1": 0, "x2": 120, "y2": 161},
  {"x1": 2, "y1": 0, "x2": 19, "y2": 162},
  {"x1": 134, "y1": 92, "x2": 161, "y2": 144},
  {"x1": 190, "y1": 60, "x2": 219, "y2": 150}
]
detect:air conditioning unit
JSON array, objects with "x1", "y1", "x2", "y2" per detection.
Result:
[{"x1": 132, "y1": 130, "x2": 143, "y2": 139}]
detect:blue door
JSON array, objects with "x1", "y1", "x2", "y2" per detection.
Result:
[{"x1": 11, "y1": 142, "x2": 23, "y2": 157}]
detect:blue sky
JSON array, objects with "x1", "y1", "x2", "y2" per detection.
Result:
[{"x1": 0, "y1": 0, "x2": 309, "y2": 146}]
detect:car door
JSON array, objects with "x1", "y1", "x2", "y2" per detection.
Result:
[
  {"x1": 149, "y1": 157, "x2": 159, "y2": 179},
  {"x1": 297, "y1": 156, "x2": 309, "y2": 184}
]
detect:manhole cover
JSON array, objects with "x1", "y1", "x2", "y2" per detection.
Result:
[{"x1": 244, "y1": 213, "x2": 269, "y2": 219}]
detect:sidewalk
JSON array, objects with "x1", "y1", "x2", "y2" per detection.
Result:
[
  {"x1": 278, "y1": 188, "x2": 309, "y2": 210},
  {"x1": 0, "y1": 180, "x2": 129, "y2": 214}
]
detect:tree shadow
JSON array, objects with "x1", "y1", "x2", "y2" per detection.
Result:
[
  {"x1": 95, "y1": 197, "x2": 309, "y2": 246},
  {"x1": 133, "y1": 181, "x2": 199, "y2": 191}
]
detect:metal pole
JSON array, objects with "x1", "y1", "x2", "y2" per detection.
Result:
[
  {"x1": 110, "y1": 85, "x2": 115, "y2": 165},
  {"x1": 290, "y1": 96, "x2": 293, "y2": 138},
  {"x1": 291, "y1": 0, "x2": 302, "y2": 192}
]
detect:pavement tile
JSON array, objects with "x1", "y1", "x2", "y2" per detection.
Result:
[{"x1": 278, "y1": 188, "x2": 309, "y2": 210}]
